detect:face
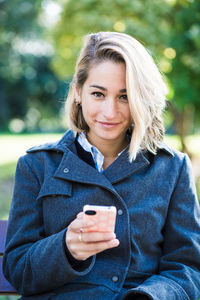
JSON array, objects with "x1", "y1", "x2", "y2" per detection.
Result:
[{"x1": 76, "y1": 60, "x2": 132, "y2": 149}]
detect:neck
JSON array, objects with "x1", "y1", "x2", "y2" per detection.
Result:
[{"x1": 87, "y1": 134, "x2": 128, "y2": 159}]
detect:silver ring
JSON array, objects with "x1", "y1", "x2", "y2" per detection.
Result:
[
  {"x1": 78, "y1": 232, "x2": 82, "y2": 242},
  {"x1": 78, "y1": 228, "x2": 84, "y2": 242}
]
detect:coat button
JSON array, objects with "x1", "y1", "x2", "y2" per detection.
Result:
[
  {"x1": 112, "y1": 276, "x2": 119, "y2": 282},
  {"x1": 118, "y1": 209, "x2": 123, "y2": 216},
  {"x1": 63, "y1": 168, "x2": 69, "y2": 173}
]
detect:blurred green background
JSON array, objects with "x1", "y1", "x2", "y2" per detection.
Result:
[
  {"x1": 0, "y1": 1, "x2": 200, "y2": 298},
  {"x1": 0, "y1": 0, "x2": 200, "y2": 296},
  {"x1": 1, "y1": 0, "x2": 200, "y2": 211}
]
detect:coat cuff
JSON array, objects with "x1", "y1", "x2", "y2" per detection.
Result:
[
  {"x1": 122, "y1": 275, "x2": 189, "y2": 300},
  {"x1": 63, "y1": 228, "x2": 95, "y2": 272},
  {"x1": 122, "y1": 292, "x2": 151, "y2": 300},
  {"x1": 122, "y1": 290, "x2": 152, "y2": 300}
]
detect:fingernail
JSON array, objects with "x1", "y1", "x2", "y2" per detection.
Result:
[{"x1": 110, "y1": 239, "x2": 119, "y2": 247}]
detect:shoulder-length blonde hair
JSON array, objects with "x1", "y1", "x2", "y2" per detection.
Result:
[{"x1": 65, "y1": 31, "x2": 168, "y2": 161}]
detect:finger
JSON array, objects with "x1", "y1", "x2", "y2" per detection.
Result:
[
  {"x1": 78, "y1": 238, "x2": 120, "y2": 253},
  {"x1": 94, "y1": 238, "x2": 120, "y2": 255},
  {"x1": 76, "y1": 212, "x2": 84, "y2": 219},
  {"x1": 67, "y1": 232, "x2": 120, "y2": 261},
  {"x1": 81, "y1": 231, "x2": 116, "y2": 243},
  {"x1": 71, "y1": 239, "x2": 120, "y2": 261},
  {"x1": 69, "y1": 217, "x2": 96, "y2": 232}
]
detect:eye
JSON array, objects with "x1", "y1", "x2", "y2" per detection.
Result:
[
  {"x1": 91, "y1": 92, "x2": 104, "y2": 98},
  {"x1": 119, "y1": 94, "x2": 128, "y2": 101}
]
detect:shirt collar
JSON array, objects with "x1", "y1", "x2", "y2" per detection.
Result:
[
  {"x1": 77, "y1": 132, "x2": 127, "y2": 173},
  {"x1": 77, "y1": 132, "x2": 104, "y2": 172}
]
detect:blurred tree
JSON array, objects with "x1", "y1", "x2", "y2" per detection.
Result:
[
  {"x1": 51, "y1": 0, "x2": 171, "y2": 78},
  {"x1": 1, "y1": 0, "x2": 199, "y2": 145},
  {"x1": 52, "y1": 0, "x2": 200, "y2": 153},
  {"x1": 0, "y1": 0, "x2": 64, "y2": 131},
  {"x1": 166, "y1": 0, "x2": 200, "y2": 154}
]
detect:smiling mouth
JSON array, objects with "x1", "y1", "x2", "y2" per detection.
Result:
[{"x1": 97, "y1": 121, "x2": 120, "y2": 128}]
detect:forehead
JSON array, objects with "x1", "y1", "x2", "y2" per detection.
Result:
[{"x1": 85, "y1": 60, "x2": 126, "y2": 87}]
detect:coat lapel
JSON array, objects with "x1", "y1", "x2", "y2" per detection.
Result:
[
  {"x1": 27, "y1": 129, "x2": 151, "y2": 187},
  {"x1": 103, "y1": 148, "x2": 150, "y2": 184},
  {"x1": 54, "y1": 148, "x2": 114, "y2": 188},
  {"x1": 54, "y1": 145, "x2": 150, "y2": 187}
]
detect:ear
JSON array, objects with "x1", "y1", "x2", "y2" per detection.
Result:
[{"x1": 75, "y1": 86, "x2": 81, "y2": 104}]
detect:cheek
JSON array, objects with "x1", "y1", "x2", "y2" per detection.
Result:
[
  {"x1": 124, "y1": 107, "x2": 132, "y2": 123},
  {"x1": 82, "y1": 102, "x2": 99, "y2": 120},
  {"x1": 81, "y1": 105, "x2": 95, "y2": 125}
]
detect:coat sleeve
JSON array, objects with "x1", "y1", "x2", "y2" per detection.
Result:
[
  {"x1": 3, "y1": 154, "x2": 95, "y2": 296},
  {"x1": 123, "y1": 154, "x2": 200, "y2": 300}
]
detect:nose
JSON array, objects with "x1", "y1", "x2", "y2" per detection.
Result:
[{"x1": 102, "y1": 98, "x2": 118, "y2": 120}]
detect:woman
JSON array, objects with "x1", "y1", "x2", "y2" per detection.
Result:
[{"x1": 3, "y1": 32, "x2": 200, "y2": 299}]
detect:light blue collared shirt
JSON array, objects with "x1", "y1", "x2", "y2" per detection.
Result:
[{"x1": 77, "y1": 132, "x2": 127, "y2": 173}]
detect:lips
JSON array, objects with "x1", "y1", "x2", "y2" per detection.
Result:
[{"x1": 97, "y1": 121, "x2": 120, "y2": 128}]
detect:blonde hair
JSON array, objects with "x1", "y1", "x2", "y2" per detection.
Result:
[{"x1": 65, "y1": 31, "x2": 168, "y2": 161}]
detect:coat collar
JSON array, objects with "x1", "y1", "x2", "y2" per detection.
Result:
[
  {"x1": 26, "y1": 130, "x2": 76, "y2": 153},
  {"x1": 27, "y1": 129, "x2": 174, "y2": 157},
  {"x1": 27, "y1": 130, "x2": 174, "y2": 185},
  {"x1": 157, "y1": 142, "x2": 174, "y2": 157}
]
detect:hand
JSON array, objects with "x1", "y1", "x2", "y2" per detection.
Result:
[{"x1": 65, "y1": 212, "x2": 119, "y2": 261}]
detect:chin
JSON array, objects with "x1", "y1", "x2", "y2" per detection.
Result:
[{"x1": 98, "y1": 133, "x2": 121, "y2": 141}]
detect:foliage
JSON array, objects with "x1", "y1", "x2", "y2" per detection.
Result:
[
  {"x1": 0, "y1": 0, "x2": 66, "y2": 131},
  {"x1": 52, "y1": 0, "x2": 200, "y2": 152},
  {"x1": 0, "y1": 0, "x2": 200, "y2": 154},
  {"x1": 166, "y1": 0, "x2": 200, "y2": 152},
  {"x1": 52, "y1": 0, "x2": 171, "y2": 78}
]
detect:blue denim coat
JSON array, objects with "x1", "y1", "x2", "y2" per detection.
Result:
[{"x1": 3, "y1": 130, "x2": 200, "y2": 299}]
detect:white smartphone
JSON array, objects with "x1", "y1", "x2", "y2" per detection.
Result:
[{"x1": 83, "y1": 205, "x2": 117, "y2": 233}]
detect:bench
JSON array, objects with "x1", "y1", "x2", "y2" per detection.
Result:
[{"x1": 0, "y1": 220, "x2": 18, "y2": 295}]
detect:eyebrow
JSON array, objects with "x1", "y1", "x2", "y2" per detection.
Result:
[{"x1": 89, "y1": 85, "x2": 127, "y2": 93}]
